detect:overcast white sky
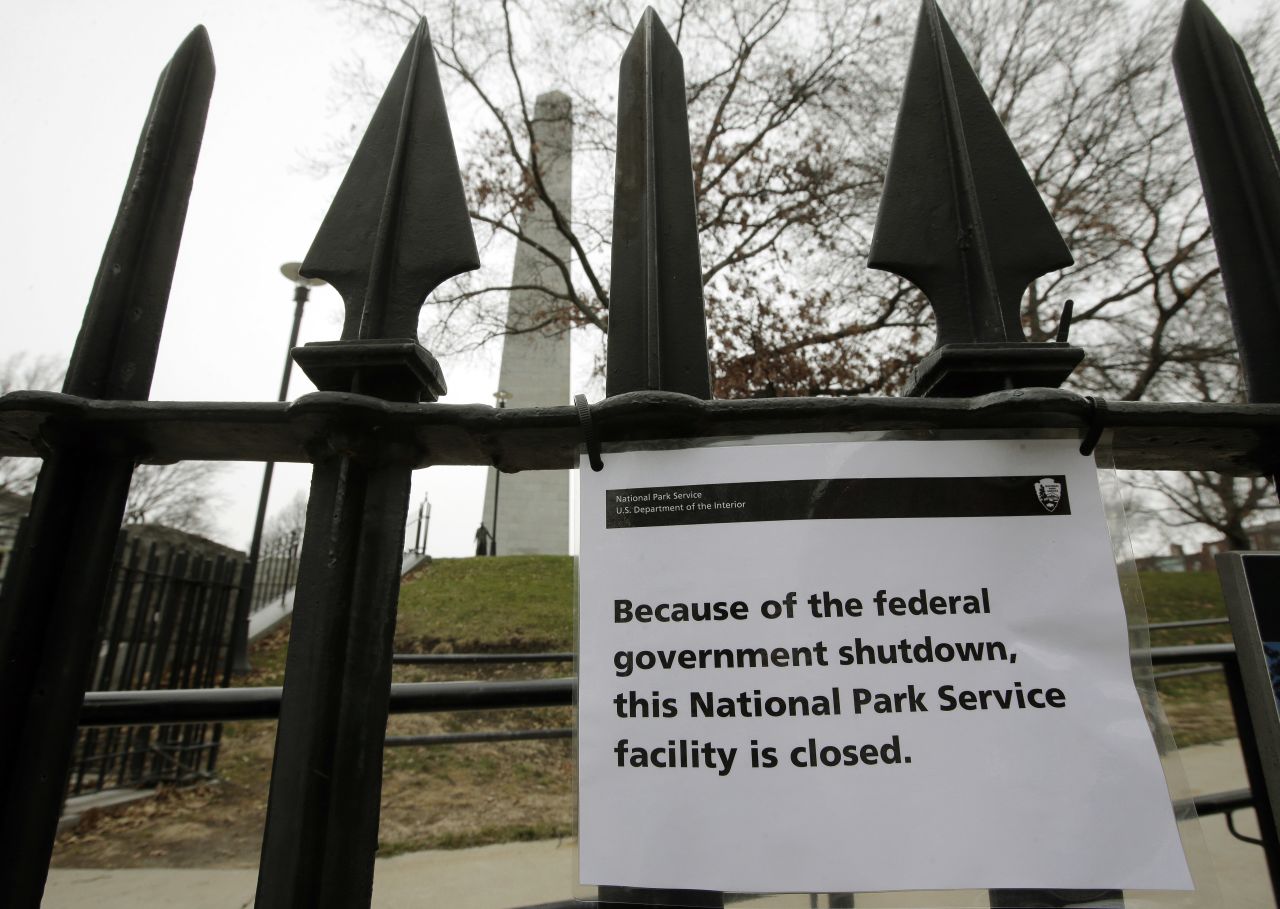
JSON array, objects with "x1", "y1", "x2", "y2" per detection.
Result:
[
  {"x1": 0, "y1": 0, "x2": 1271, "y2": 557},
  {"x1": 0, "y1": 0, "x2": 519, "y2": 556}
]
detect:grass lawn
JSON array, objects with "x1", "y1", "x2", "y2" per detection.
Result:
[
  {"x1": 396, "y1": 555, "x2": 575, "y2": 650},
  {"x1": 241, "y1": 556, "x2": 579, "y2": 857},
  {"x1": 1137, "y1": 571, "x2": 1235, "y2": 746}
]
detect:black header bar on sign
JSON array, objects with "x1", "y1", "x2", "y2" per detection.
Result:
[{"x1": 605, "y1": 475, "x2": 1071, "y2": 529}]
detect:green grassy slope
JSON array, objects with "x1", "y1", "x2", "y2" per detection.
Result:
[
  {"x1": 396, "y1": 555, "x2": 574, "y2": 650},
  {"x1": 1137, "y1": 571, "x2": 1234, "y2": 745}
]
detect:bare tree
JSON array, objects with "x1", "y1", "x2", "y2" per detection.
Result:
[
  {"x1": 122, "y1": 462, "x2": 226, "y2": 536},
  {"x1": 1133, "y1": 471, "x2": 1277, "y2": 552},
  {"x1": 0, "y1": 353, "x2": 64, "y2": 497},
  {"x1": 261, "y1": 490, "x2": 309, "y2": 551},
  {"x1": 332, "y1": 0, "x2": 1278, "y2": 546},
  {"x1": 1126, "y1": 364, "x2": 1280, "y2": 553},
  {"x1": 1, "y1": 352, "x2": 226, "y2": 536},
  {"x1": 331, "y1": 0, "x2": 1276, "y2": 402},
  {"x1": 337, "y1": 0, "x2": 909, "y2": 382}
]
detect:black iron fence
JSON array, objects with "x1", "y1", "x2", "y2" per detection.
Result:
[
  {"x1": 407, "y1": 497, "x2": 430, "y2": 556},
  {"x1": 67, "y1": 531, "x2": 244, "y2": 796},
  {"x1": 249, "y1": 530, "x2": 300, "y2": 615},
  {"x1": 2, "y1": 1, "x2": 1280, "y2": 908}
]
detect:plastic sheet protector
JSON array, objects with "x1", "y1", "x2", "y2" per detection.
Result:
[{"x1": 576, "y1": 437, "x2": 1192, "y2": 894}]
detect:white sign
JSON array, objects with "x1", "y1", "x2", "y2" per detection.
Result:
[{"x1": 577, "y1": 438, "x2": 1191, "y2": 894}]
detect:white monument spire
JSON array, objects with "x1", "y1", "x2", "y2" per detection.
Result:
[{"x1": 480, "y1": 92, "x2": 572, "y2": 555}]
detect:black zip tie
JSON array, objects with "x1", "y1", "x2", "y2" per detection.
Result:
[
  {"x1": 1080, "y1": 395, "x2": 1108, "y2": 456},
  {"x1": 1056, "y1": 298, "x2": 1074, "y2": 343},
  {"x1": 575, "y1": 394, "x2": 604, "y2": 471}
]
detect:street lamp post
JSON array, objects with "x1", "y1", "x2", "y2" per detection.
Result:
[
  {"x1": 229, "y1": 262, "x2": 325, "y2": 673},
  {"x1": 413, "y1": 495, "x2": 431, "y2": 555},
  {"x1": 489, "y1": 389, "x2": 512, "y2": 556}
]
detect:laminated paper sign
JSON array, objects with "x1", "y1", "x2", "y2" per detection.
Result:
[{"x1": 577, "y1": 438, "x2": 1191, "y2": 894}]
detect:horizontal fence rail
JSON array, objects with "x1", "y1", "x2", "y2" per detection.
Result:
[
  {"x1": 385, "y1": 728, "x2": 573, "y2": 747},
  {"x1": 1154, "y1": 665, "x2": 1225, "y2": 681},
  {"x1": 78, "y1": 678, "x2": 576, "y2": 727},
  {"x1": 1146, "y1": 643, "x2": 1238, "y2": 665},
  {"x1": 71, "y1": 647, "x2": 1246, "y2": 735},
  {"x1": 1189, "y1": 788, "x2": 1254, "y2": 818},
  {"x1": 2, "y1": 390, "x2": 1279, "y2": 474},
  {"x1": 1142, "y1": 617, "x2": 1231, "y2": 632},
  {"x1": 392, "y1": 652, "x2": 574, "y2": 665},
  {"x1": 76, "y1": 643, "x2": 1239, "y2": 727}
]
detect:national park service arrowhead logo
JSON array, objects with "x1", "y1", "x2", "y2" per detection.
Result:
[{"x1": 1034, "y1": 477, "x2": 1063, "y2": 513}]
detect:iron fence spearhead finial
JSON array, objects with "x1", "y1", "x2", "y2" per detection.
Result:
[
  {"x1": 301, "y1": 18, "x2": 479, "y2": 342},
  {"x1": 606, "y1": 6, "x2": 712, "y2": 400},
  {"x1": 63, "y1": 25, "x2": 215, "y2": 401},
  {"x1": 0, "y1": 28, "x2": 213, "y2": 901},
  {"x1": 868, "y1": 0, "x2": 1073, "y2": 348},
  {"x1": 1174, "y1": 0, "x2": 1280, "y2": 403}
]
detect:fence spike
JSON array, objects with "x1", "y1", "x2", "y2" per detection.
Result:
[
  {"x1": 63, "y1": 25, "x2": 214, "y2": 400},
  {"x1": 256, "y1": 19, "x2": 474, "y2": 908},
  {"x1": 0, "y1": 28, "x2": 213, "y2": 907},
  {"x1": 868, "y1": 0, "x2": 1073, "y2": 348},
  {"x1": 301, "y1": 19, "x2": 479, "y2": 342},
  {"x1": 605, "y1": 7, "x2": 712, "y2": 400},
  {"x1": 1173, "y1": 0, "x2": 1280, "y2": 403}
]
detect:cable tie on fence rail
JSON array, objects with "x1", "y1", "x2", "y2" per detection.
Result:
[
  {"x1": 1080, "y1": 395, "x2": 1109, "y2": 457},
  {"x1": 574, "y1": 394, "x2": 604, "y2": 471}
]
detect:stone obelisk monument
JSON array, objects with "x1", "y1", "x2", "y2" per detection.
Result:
[{"x1": 480, "y1": 92, "x2": 572, "y2": 555}]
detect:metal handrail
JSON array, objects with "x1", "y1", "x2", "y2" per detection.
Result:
[
  {"x1": 3, "y1": 389, "x2": 1279, "y2": 474},
  {"x1": 393, "y1": 652, "x2": 574, "y2": 665},
  {"x1": 78, "y1": 643, "x2": 1241, "y2": 728},
  {"x1": 78, "y1": 678, "x2": 575, "y2": 727},
  {"x1": 1141, "y1": 617, "x2": 1230, "y2": 632},
  {"x1": 385, "y1": 728, "x2": 572, "y2": 747}
]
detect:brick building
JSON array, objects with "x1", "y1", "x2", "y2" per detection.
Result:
[{"x1": 1136, "y1": 521, "x2": 1280, "y2": 572}]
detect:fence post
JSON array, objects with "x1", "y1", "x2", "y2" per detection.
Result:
[
  {"x1": 871, "y1": 3, "x2": 1118, "y2": 906},
  {"x1": 0, "y1": 28, "x2": 213, "y2": 907},
  {"x1": 251, "y1": 19, "x2": 478, "y2": 909},
  {"x1": 605, "y1": 8, "x2": 712, "y2": 401},
  {"x1": 599, "y1": 9, "x2": 719, "y2": 909},
  {"x1": 1173, "y1": 0, "x2": 1280, "y2": 407},
  {"x1": 1176, "y1": 6, "x2": 1280, "y2": 903}
]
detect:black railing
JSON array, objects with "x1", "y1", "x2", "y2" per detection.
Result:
[
  {"x1": 1149, "y1": 643, "x2": 1280, "y2": 902},
  {"x1": 68, "y1": 532, "x2": 244, "y2": 796},
  {"x1": 78, "y1": 678, "x2": 574, "y2": 726},
  {"x1": 392, "y1": 651, "x2": 573, "y2": 666},
  {"x1": 1143, "y1": 617, "x2": 1230, "y2": 632},
  {"x1": 2, "y1": 1, "x2": 1280, "y2": 907},
  {"x1": 250, "y1": 530, "x2": 301, "y2": 614}
]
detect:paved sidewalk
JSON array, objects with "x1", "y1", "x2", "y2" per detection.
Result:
[
  {"x1": 44, "y1": 839, "x2": 578, "y2": 909},
  {"x1": 43, "y1": 738, "x2": 1273, "y2": 908},
  {"x1": 1167, "y1": 737, "x2": 1272, "y2": 908}
]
